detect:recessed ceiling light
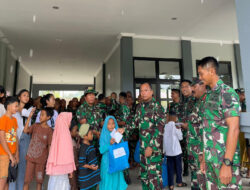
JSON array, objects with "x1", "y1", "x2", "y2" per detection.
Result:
[
  {"x1": 56, "y1": 38, "x2": 63, "y2": 42},
  {"x1": 29, "y1": 49, "x2": 33, "y2": 57},
  {"x1": 52, "y1": 6, "x2": 59, "y2": 10},
  {"x1": 121, "y1": 10, "x2": 125, "y2": 16},
  {"x1": 33, "y1": 15, "x2": 36, "y2": 23},
  {"x1": 201, "y1": 0, "x2": 204, "y2": 4},
  {"x1": 171, "y1": 17, "x2": 178, "y2": 21}
]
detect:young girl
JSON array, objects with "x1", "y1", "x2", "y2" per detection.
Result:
[
  {"x1": 46, "y1": 112, "x2": 76, "y2": 190},
  {"x1": 78, "y1": 123, "x2": 101, "y2": 190},
  {"x1": 36, "y1": 94, "x2": 58, "y2": 129},
  {"x1": 99, "y1": 116, "x2": 128, "y2": 190},
  {"x1": 23, "y1": 107, "x2": 53, "y2": 190},
  {"x1": 10, "y1": 89, "x2": 33, "y2": 190},
  {"x1": 69, "y1": 119, "x2": 79, "y2": 190}
]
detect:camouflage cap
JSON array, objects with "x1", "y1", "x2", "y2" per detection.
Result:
[
  {"x1": 84, "y1": 87, "x2": 98, "y2": 96},
  {"x1": 191, "y1": 77, "x2": 203, "y2": 86}
]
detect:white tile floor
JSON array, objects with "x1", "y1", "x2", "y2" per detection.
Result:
[{"x1": 31, "y1": 168, "x2": 250, "y2": 190}]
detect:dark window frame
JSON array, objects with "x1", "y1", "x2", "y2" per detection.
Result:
[{"x1": 133, "y1": 57, "x2": 182, "y2": 103}]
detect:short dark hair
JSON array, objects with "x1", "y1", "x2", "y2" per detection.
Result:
[
  {"x1": 0, "y1": 85, "x2": 6, "y2": 104},
  {"x1": 119, "y1": 92, "x2": 127, "y2": 99},
  {"x1": 111, "y1": 92, "x2": 117, "y2": 95},
  {"x1": 171, "y1": 89, "x2": 180, "y2": 95},
  {"x1": 70, "y1": 119, "x2": 78, "y2": 131},
  {"x1": 197, "y1": 56, "x2": 219, "y2": 74},
  {"x1": 4, "y1": 96, "x2": 19, "y2": 109},
  {"x1": 41, "y1": 107, "x2": 54, "y2": 118},
  {"x1": 98, "y1": 94, "x2": 105, "y2": 101},
  {"x1": 41, "y1": 94, "x2": 54, "y2": 108},
  {"x1": 141, "y1": 82, "x2": 153, "y2": 90},
  {"x1": 180, "y1": 80, "x2": 192, "y2": 86}
]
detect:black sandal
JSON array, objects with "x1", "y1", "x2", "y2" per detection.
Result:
[{"x1": 176, "y1": 182, "x2": 187, "y2": 187}]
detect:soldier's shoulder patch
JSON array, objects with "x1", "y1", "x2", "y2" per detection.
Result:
[{"x1": 223, "y1": 93, "x2": 232, "y2": 105}]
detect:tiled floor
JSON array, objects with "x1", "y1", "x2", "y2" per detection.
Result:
[{"x1": 31, "y1": 168, "x2": 250, "y2": 189}]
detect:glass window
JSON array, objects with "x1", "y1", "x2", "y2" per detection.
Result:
[
  {"x1": 134, "y1": 60, "x2": 156, "y2": 78},
  {"x1": 218, "y1": 62, "x2": 232, "y2": 87},
  {"x1": 159, "y1": 61, "x2": 180, "y2": 80}
]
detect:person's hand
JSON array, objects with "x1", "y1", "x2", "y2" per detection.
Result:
[
  {"x1": 29, "y1": 107, "x2": 36, "y2": 118},
  {"x1": 117, "y1": 128, "x2": 125, "y2": 134},
  {"x1": 145, "y1": 147, "x2": 153, "y2": 157},
  {"x1": 9, "y1": 154, "x2": 17, "y2": 167},
  {"x1": 198, "y1": 155, "x2": 203, "y2": 163},
  {"x1": 181, "y1": 123, "x2": 188, "y2": 129},
  {"x1": 90, "y1": 165, "x2": 98, "y2": 171},
  {"x1": 110, "y1": 138, "x2": 115, "y2": 145},
  {"x1": 69, "y1": 173, "x2": 73, "y2": 179},
  {"x1": 219, "y1": 164, "x2": 232, "y2": 185}
]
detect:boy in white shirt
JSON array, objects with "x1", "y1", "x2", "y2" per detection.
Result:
[{"x1": 163, "y1": 112, "x2": 187, "y2": 189}]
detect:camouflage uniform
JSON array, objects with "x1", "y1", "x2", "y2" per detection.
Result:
[
  {"x1": 203, "y1": 79, "x2": 242, "y2": 189},
  {"x1": 76, "y1": 101, "x2": 102, "y2": 132},
  {"x1": 116, "y1": 103, "x2": 130, "y2": 124},
  {"x1": 96, "y1": 102, "x2": 108, "y2": 120},
  {"x1": 166, "y1": 102, "x2": 180, "y2": 115},
  {"x1": 178, "y1": 95, "x2": 196, "y2": 174},
  {"x1": 108, "y1": 99, "x2": 120, "y2": 116},
  {"x1": 126, "y1": 98, "x2": 166, "y2": 190},
  {"x1": 187, "y1": 94, "x2": 206, "y2": 190}
]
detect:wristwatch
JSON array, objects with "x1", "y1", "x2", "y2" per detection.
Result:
[{"x1": 223, "y1": 158, "x2": 233, "y2": 166}]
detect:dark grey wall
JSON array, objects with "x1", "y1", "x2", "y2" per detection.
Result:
[
  {"x1": 0, "y1": 42, "x2": 7, "y2": 86},
  {"x1": 32, "y1": 84, "x2": 93, "y2": 98},
  {"x1": 181, "y1": 40, "x2": 193, "y2": 80},
  {"x1": 120, "y1": 37, "x2": 134, "y2": 96}
]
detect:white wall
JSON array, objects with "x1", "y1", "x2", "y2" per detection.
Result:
[
  {"x1": 105, "y1": 46, "x2": 120, "y2": 96},
  {"x1": 95, "y1": 67, "x2": 103, "y2": 94},
  {"x1": 4, "y1": 49, "x2": 16, "y2": 95},
  {"x1": 133, "y1": 38, "x2": 181, "y2": 59},
  {"x1": 16, "y1": 64, "x2": 30, "y2": 93},
  {"x1": 192, "y1": 42, "x2": 237, "y2": 88}
]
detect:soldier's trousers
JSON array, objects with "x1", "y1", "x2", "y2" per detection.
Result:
[
  {"x1": 205, "y1": 162, "x2": 242, "y2": 190},
  {"x1": 189, "y1": 161, "x2": 206, "y2": 190},
  {"x1": 180, "y1": 138, "x2": 189, "y2": 172},
  {"x1": 140, "y1": 160, "x2": 163, "y2": 190}
]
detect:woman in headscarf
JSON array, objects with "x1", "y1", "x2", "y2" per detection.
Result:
[
  {"x1": 99, "y1": 116, "x2": 127, "y2": 190},
  {"x1": 46, "y1": 112, "x2": 76, "y2": 190}
]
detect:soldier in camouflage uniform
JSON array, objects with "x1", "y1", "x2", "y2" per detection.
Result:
[
  {"x1": 76, "y1": 88, "x2": 103, "y2": 132},
  {"x1": 108, "y1": 92, "x2": 120, "y2": 116},
  {"x1": 116, "y1": 92, "x2": 130, "y2": 127},
  {"x1": 198, "y1": 57, "x2": 242, "y2": 190},
  {"x1": 179, "y1": 80, "x2": 196, "y2": 176},
  {"x1": 96, "y1": 94, "x2": 108, "y2": 121},
  {"x1": 166, "y1": 89, "x2": 180, "y2": 121},
  {"x1": 123, "y1": 83, "x2": 166, "y2": 190},
  {"x1": 188, "y1": 78, "x2": 207, "y2": 190}
]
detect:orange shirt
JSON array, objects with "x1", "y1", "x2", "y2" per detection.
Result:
[{"x1": 0, "y1": 115, "x2": 18, "y2": 155}]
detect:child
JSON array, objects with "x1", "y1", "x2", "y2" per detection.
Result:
[
  {"x1": 78, "y1": 123, "x2": 101, "y2": 190},
  {"x1": 23, "y1": 107, "x2": 54, "y2": 190},
  {"x1": 69, "y1": 119, "x2": 79, "y2": 190},
  {"x1": 0, "y1": 96, "x2": 19, "y2": 190},
  {"x1": 163, "y1": 112, "x2": 186, "y2": 190},
  {"x1": 99, "y1": 116, "x2": 127, "y2": 190},
  {"x1": 46, "y1": 112, "x2": 76, "y2": 190}
]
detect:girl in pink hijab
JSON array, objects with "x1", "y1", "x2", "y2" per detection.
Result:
[{"x1": 46, "y1": 112, "x2": 76, "y2": 190}]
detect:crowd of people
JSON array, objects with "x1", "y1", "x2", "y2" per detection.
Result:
[{"x1": 0, "y1": 56, "x2": 249, "y2": 190}]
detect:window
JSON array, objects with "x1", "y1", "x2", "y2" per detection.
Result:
[{"x1": 134, "y1": 57, "x2": 182, "y2": 109}]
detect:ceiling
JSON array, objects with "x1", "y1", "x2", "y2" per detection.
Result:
[{"x1": 0, "y1": 0, "x2": 238, "y2": 84}]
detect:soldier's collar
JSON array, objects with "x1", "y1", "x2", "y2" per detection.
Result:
[{"x1": 212, "y1": 79, "x2": 223, "y2": 91}]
